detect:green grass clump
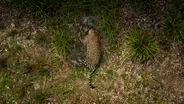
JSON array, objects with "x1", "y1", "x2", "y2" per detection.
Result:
[
  {"x1": 99, "y1": 7, "x2": 118, "y2": 42},
  {"x1": 99, "y1": 6, "x2": 123, "y2": 44},
  {"x1": 162, "y1": 10, "x2": 184, "y2": 41},
  {"x1": 53, "y1": 29, "x2": 71, "y2": 59},
  {"x1": 126, "y1": 28, "x2": 159, "y2": 62}
]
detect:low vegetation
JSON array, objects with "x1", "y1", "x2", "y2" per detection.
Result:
[
  {"x1": 162, "y1": 10, "x2": 184, "y2": 41},
  {"x1": 53, "y1": 29, "x2": 71, "y2": 59},
  {"x1": 126, "y1": 27, "x2": 158, "y2": 62},
  {"x1": 0, "y1": 0, "x2": 184, "y2": 103}
]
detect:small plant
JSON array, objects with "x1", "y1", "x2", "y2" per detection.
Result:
[
  {"x1": 99, "y1": 6, "x2": 120, "y2": 43},
  {"x1": 162, "y1": 10, "x2": 184, "y2": 41},
  {"x1": 53, "y1": 29, "x2": 71, "y2": 59},
  {"x1": 126, "y1": 28, "x2": 158, "y2": 62}
]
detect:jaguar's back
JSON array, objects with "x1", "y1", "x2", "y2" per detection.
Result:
[{"x1": 81, "y1": 28, "x2": 101, "y2": 70}]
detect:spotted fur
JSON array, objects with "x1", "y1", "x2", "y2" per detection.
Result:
[{"x1": 79, "y1": 28, "x2": 102, "y2": 88}]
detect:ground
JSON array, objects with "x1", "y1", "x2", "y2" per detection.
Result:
[{"x1": 0, "y1": 1, "x2": 184, "y2": 104}]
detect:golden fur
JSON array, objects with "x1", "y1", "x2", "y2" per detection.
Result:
[{"x1": 80, "y1": 28, "x2": 101, "y2": 70}]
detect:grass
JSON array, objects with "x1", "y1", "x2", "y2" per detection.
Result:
[
  {"x1": 0, "y1": 51, "x2": 56, "y2": 103},
  {"x1": 43, "y1": 0, "x2": 126, "y2": 60},
  {"x1": 1, "y1": 0, "x2": 184, "y2": 103},
  {"x1": 4, "y1": 0, "x2": 125, "y2": 43},
  {"x1": 1, "y1": 68, "x2": 34, "y2": 103},
  {"x1": 52, "y1": 29, "x2": 72, "y2": 60},
  {"x1": 162, "y1": 10, "x2": 184, "y2": 41},
  {"x1": 126, "y1": 27, "x2": 159, "y2": 62},
  {"x1": 0, "y1": 28, "x2": 61, "y2": 103},
  {"x1": 106, "y1": 70, "x2": 115, "y2": 80},
  {"x1": 99, "y1": 7, "x2": 120, "y2": 43},
  {"x1": 122, "y1": 71, "x2": 166, "y2": 103},
  {"x1": 7, "y1": 43, "x2": 22, "y2": 57},
  {"x1": 69, "y1": 67, "x2": 87, "y2": 81},
  {"x1": 35, "y1": 33, "x2": 51, "y2": 47}
]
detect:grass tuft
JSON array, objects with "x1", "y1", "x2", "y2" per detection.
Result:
[
  {"x1": 162, "y1": 10, "x2": 184, "y2": 41},
  {"x1": 126, "y1": 27, "x2": 159, "y2": 62},
  {"x1": 53, "y1": 29, "x2": 71, "y2": 59},
  {"x1": 99, "y1": 6, "x2": 122, "y2": 43}
]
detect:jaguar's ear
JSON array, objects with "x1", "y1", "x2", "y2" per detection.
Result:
[
  {"x1": 87, "y1": 28, "x2": 100, "y2": 36},
  {"x1": 94, "y1": 29, "x2": 100, "y2": 36},
  {"x1": 88, "y1": 26, "x2": 94, "y2": 30},
  {"x1": 87, "y1": 26, "x2": 94, "y2": 34}
]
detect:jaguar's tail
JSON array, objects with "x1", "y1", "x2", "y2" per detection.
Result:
[
  {"x1": 88, "y1": 68, "x2": 96, "y2": 89},
  {"x1": 71, "y1": 59, "x2": 97, "y2": 89}
]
